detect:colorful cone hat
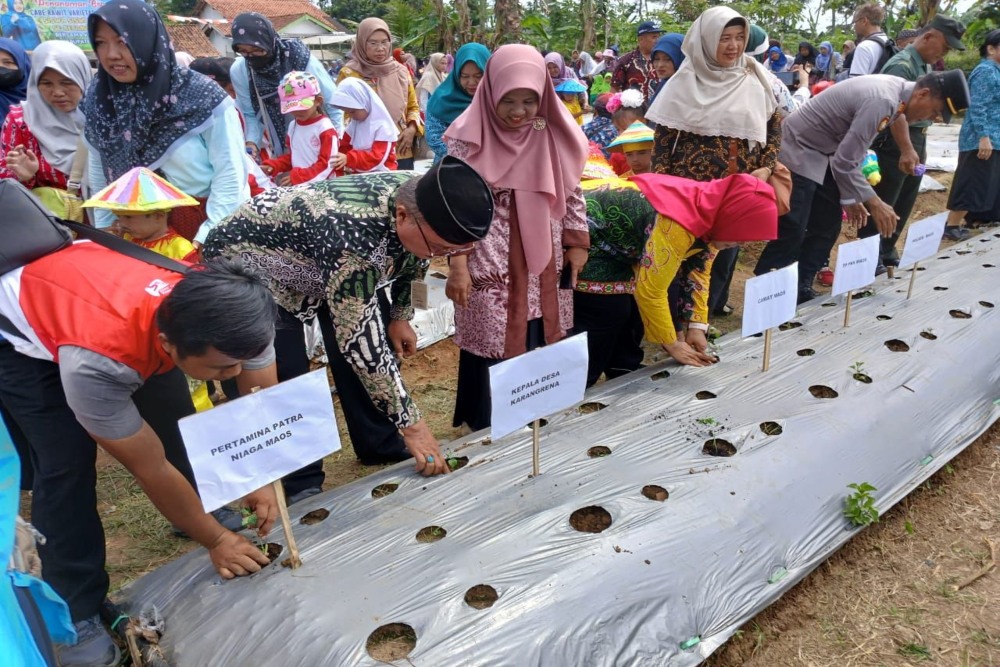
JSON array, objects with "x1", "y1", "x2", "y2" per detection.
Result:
[
  {"x1": 606, "y1": 121, "x2": 655, "y2": 153},
  {"x1": 581, "y1": 141, "x2": 618, "y2": 182},
  {"x1": 83, "y1": 167, "x2": 198, "y2": 212}
]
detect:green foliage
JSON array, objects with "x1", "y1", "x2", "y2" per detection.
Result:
[
  {"x1": 319, "y1": 0, "x2": 389, "y2": 24},
  {"x1": 695, "y1": 417, "x2": 717, "y2": 425},
  {"x1": 153, "y1": 0, "x2": 198, "y2": 16},
  {"x1": 844, "y1": 482, "x2": 879, "y2": 527},
  {"x1": 240, "y1": 507, "x2": 258, "y2": 529}
]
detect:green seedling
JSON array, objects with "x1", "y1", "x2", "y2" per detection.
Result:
[
  {"x1": 240, "y1": 507, "x2": 258, "y2": 529},
  {"x1": 447, "y1": 457, "x2": 460, "y2": 471},
  {"x1": 850, "y1": 361, "x2": 865, "y2": 374},
  {"x1": 844, "y1": 482, "x2": 879, "y2": 527},
  {"x1": 696, "y1": 417, "x2": 717, "y2": 426},
  {"x1": 850, "y1": 361, "x2": 872, "y2": 383}
]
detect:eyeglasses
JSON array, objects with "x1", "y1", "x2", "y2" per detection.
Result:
[
  {"x1": 413, "y1": 216, "x2": 474, "y2": 258},
  {"x1": 366, "y1": 40, "x2": 391, "y2": 49},
  {"x1": 235, "y1": 46, "x2": 267, "y2": 57}
]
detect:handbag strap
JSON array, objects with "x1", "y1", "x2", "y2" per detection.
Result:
[
  {"x1": 61, "y1": 220, "x2": 189, "y2": 274},
  {"x1": 65, "y1": 136, "x2": 88, "y2": 196},
  {"x1": 727, "y1": 138, "x2": 740, "y2": 176}
]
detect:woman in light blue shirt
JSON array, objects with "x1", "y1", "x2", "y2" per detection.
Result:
[
  {"x1": 83, "y1": 0, "x2": 248, "y2": 245},
  {"x1": 228, "y1": 12, "x2": 342, "y2": 161}
]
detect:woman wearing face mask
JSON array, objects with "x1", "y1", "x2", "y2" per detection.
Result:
[
  {"x1": 0, "y1": 41, "x2": 91, "y2": 195},
  {"x1": 84, "y1": 0, "x2": 249, "y2": 245},
  {"x1": 229, "y1": 12, "x2": 342, "y2": 164},
  {"x1": 443, "y1": 44, "x2": 589, "y2": 432},
  {"x1": 338, "y1": 18, "x2": 423, "y2": 170},
  {"x1": 647, "y1": 6, "x2": 779, "y2": 342},
  {"x1": 0, "y1": 38, "x2": 28, "y2": 127},
  {"x1": 425, "y1": 42, "x2": 490, "y2": 165}
]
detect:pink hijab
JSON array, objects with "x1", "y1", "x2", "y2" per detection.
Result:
[{"x1": 445, "y1": 44, "x2": 588, "y2": 274}]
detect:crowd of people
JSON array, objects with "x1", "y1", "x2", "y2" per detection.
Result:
[{"x1": 0, "y1": 0, "x2": 999, "y2": 664}]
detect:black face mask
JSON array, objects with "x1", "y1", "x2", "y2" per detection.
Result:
[
  {"x1": 247, "y1": 54, "x2": 273, "y2": 69},
  {"x1": 0, "y1": 67, "x2": 23, "y2": 89}
]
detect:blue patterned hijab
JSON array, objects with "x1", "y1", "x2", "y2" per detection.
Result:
[{"x1": 82, "y1": 0, "x2": 229, "y2": 180}]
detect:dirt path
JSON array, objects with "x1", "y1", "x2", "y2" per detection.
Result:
[{"x1": 22, "y1": 177, "x2": 1000, "y2": 664}]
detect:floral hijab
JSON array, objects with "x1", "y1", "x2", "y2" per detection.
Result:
[
  {"x1": 231, "y1": 12, "x2": 311, "y2": 150},
  {"x1": 83, "y1": 0, "x2": 229, "y2": 181}
]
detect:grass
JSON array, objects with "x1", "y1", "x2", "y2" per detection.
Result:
[{"x1": 897, "y1": 643, "x2": 932, "y2": 660}]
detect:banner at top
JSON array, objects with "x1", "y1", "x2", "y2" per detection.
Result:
[{"x1": 1, "y1": 0, "x2": 107, "y2": 52}]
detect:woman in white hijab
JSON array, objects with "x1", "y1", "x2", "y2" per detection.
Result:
[
  {"x1": 0, "y1": 40, "x2": 92, "y2": 191},
  {"x1": 644, "y1": 6, "x2": 780, "y2": 344},
  {"x1": 416, "y1": 52, "x2": 447, "y2": 112},
  {"x1": 577, "y1": 51, "x2": 604, "y2": 79}
]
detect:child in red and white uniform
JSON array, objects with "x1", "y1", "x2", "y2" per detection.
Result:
[
  {"x1": 329, "y1": 78, "x2": 399, "y2": 173},
  {"x1": 263, "y1": 71, "x2": 338, "y2": 185}
]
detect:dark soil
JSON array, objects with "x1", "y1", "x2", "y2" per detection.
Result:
[
  {"x1": 949, "y1": 309, "x2": 972, "y2": 319},
  {"x1": 920, "y1": 331, "x2": 938, "y2": 340},
  {"x1": 578, "y1": 402, "x2": 607, "y2": 414},
  {"x1": 587, "y1": 445, "x2": 612, "y2": 458},
  {"x1": 933, "y1": 286, "x2": 949, "y2": 290},
  {"x1": 415, "y1": 526, "x2": 447, "y2": 543},
  {"x1": 366, "y1": 623, "x2": 416, "y2": 661},
  {"x1": 876, "y1": 314, "x2": 892, "y2": 320},
  {"x1": 569, "y1": 506, "x2": 612, "y2": 533},
  {"x1": 299, "y1": 508, "x2": 330, "y2": 525},
  {"x1": 980, "y1": 301, "x2": 994, "y2": 308},
  {"x1": 641, "y1": 485, "x2": 669, "y2": 501},
  {"x1": 371, "y1": 483, "x2": 399, "y2": 498},
  {"x1": 703, "y1": 438, "x2": 736, "y2": 457},
  {"x1": 264, "y1": 543, "x2": 283, "y2": 564},
  {"x1": 853, "y1": 372, "x2": 873, "y2": 384},
  {"x1": 778, "y1": 321, "x2": 803, "y2": 331},
  {"x1": 651, "y1": 370, "x2": 670, "y2": 381},
  {"x1": 695, "y1": 391, "x2": 717, "y2": 400},
  {"x1": 809, "y1": 385, "x2": 839, "y2": 399},
  {"x1": 446, "y1": 456, "x2": 469, "y2": 471},
  {"x1": 464, "y1": 584, "x2": 499, "y2": 610},
  {"x1": 796, "y1": 349, "x2": 816, "y2": 357},
  {"x1": 884, "y1": 339, "x2": 910, "y2": 352},
  {"x1": 759, "y1": 421, "x2": 783, "y2": 436}
]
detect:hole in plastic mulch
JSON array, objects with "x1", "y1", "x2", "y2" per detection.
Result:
[
  {"x1": 885, "y1": 339, "x2": 910, "y2": 352},
  {"x1": 759, "y1": 421, "x2": 783, "y2": 436},
  {"x1": 587, "y1": 446, "x2": 612, "y2": 458},
  {"x1": 263, "y1": 543, "x2": 283, "y2": 564},
  {"x1": 853, "y1": 372, "x2": 873, "y2": 384},
  {"x1": 984, "y1": 264, "x2": 996, "y2": 268},
  {"x1": 464, "y1": 584, "x2": 499, "y2": 610},
  {"x1": 821, "y1": 302, "x2": 837, "y2": 307},
  {"x1": 578, "y1": 402, "x2": 607, "y2": 414},
  {"x1": 796, "y1": 348, "x2": 816, "y2": 356},
  {"x1": 415, "y1": 526, "x2": 447, "y2": 543},
  {"x1": 651, "y1": 370, "x2": 671, "y2": 381},
  {"x1": 641, "y1": 485, "x2": 669, "y2": 501},
  {"x1": 949, "y1": 309, "x2": 972, "y2": 319},
  {"x1": 371, "y1": 483, "x2": 399, "y2": 499},
  {"x1": 980, "y1": 301, "x2": 995, "y2": 308},
  {"x1": 809, "y1": 385, "x2": 839, "y2": 399},
  {"x1": 933, "y1": 286, "x2": 948, "y2": 291},
  {"x1": 920, "y1": 331, "x2": 938, "y2": 340},
  {"x1": 569, "y1": 506, "x2": 612, "y2": 533},
  {"x1": 695, "y1": 390, "x2": 717, "y2": 400},
  {"x1": 446, "y1": 456, "x2": 469, "y2": 471},
  {"x1": 876, "y1": 314, "x2": 892, "y2": 321},
  {"x1": 366, "y1": 623, "x2": 416, "y2": 661},
  {"x1": 702, "y1": 438, "x2": 736, "y2": 457},
  {"x1": 299, "y1": 509, "x2": 330, "y2": 526},
  {"x1": 778, "y1": 321, "x2": 803, "y2": 330}
]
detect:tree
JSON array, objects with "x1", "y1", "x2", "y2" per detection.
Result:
[
  {"x1": 494, "y1": 0, "x2": 523, "y2": 44},
  {"x1": 455, "y1": 0, "x2": 473, "y2": 44},
  {"x1": 319, "y1": 0, "x2": 389, "y2": 24}
]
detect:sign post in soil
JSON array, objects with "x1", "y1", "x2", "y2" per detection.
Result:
[
  {"x1": 742, "y1": 263, "x2": 798, "y2": 371},
  {"x1": 178, "y1": 369, "x2": 341, "y2": 567},
  {"x1": 898, "y1": 213, "x2": 947, "y2": 299},
  {"x1": 489, "y1": 333, "x2": 588, "y2": 475},
  {"x1": 831, "y1": 235, "x2": 880, "y2": 327}
]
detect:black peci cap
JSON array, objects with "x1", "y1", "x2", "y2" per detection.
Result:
[
  {"x1": 415, "y1": 156, "x2": 495, "y2": 245},
  {"x1": 928, "y1": 69, "x2": 971, "y2": 123}
]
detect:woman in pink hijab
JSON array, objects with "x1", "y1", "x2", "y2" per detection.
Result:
[{"x1": 443, "y1": 44, "x2": 589, "y2": 432}]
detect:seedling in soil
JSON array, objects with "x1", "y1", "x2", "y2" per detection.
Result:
[
  {"x1": 844, "y1": 482, "x2": 879, "y2": 527},
  {"x1": 240, "y1": 507, "x2": 258, "y2": 530},
  {"x1": 446, "y1": 456, "x2": 469, "y2": 471},
  {"x1": 920, "y1": 328, "x2": 937, "y2": 340},
  {"x1": 897, "y1": 643, "x2": 931, "y2": 660},
  {"x1": 850, "y1": 361, "x2": 872, "y2": 384},
  {"x1": 854, "y1": 288, "x2": 876, "y2": 299}
]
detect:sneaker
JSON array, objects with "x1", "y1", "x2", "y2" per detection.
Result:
[
  {"x1": 875, "y1": 263, "x2": 887, "y2": 277},
  {"x1": 57, "y1": 616, "x2": 121, "y2": 667},
  {"x1": 797, "y1": 287, "x2": 817, "y2": 304},
  {"x1": 711, "y1": 303, "x2": 733, "y2": 316},
  {"x1": 943, "y1": 226, "x2": 970, "y2": 241},
  {"x1": 817, "y1": 267, "x2": 834, "y2": 287},
  {"x1": 286, "y1": 486, "x2": 322, "y2": 506},
  {"x1": 172, "y1": 506, "x2": 244, "y2": 537}
]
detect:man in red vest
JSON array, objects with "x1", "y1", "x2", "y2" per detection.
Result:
[{"x1": 0, "y1": 243, "x2": 280, "y2": 666}]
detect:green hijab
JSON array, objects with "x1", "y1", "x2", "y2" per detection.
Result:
[{"x1": 426, "y1": 42, "x2": 491, "y2": 124}]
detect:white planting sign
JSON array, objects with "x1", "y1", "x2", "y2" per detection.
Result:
[
  {"x1": 742, "y1": 263, "x2": 799, "y2": 338},
  {"x1": 490, "y1": 333, "x2": 588, "y2": 441},
  {"x1": 898, "y1": 213, "x2": 947, "y2": 268},
  {"x1": 832, "y1": 235, "x2": 880, "y2": 296},
  {"x1": 179, "y1": 369, "x2": 341, "y2": 512}
]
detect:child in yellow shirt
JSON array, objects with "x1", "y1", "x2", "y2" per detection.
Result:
[{"x1": 554, "y1": 79, "x2": 589, "y2": 126}]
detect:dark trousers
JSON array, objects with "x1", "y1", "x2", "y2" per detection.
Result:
[
  {"x1": 755, "y1": 168, "x2": 842, "y2": 292},
  {"x1": 708, "y1": 247, "x2": 739, "y2": 314},
  {"x1": 2, "y1": 401, "x2": 33, "y2": 490},
  {"x1": 861, "y1": 128, "x2": 928, "y2": 264},
  {"x1": 571, "y1": 291, "x2": 645, "y2": 387},
  {"x1": 0, "y1": 340, "x2": 198, "y2": 622}
]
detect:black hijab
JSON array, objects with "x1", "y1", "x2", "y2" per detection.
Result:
[
  {"x1": 793, "y1": 41, "x2": 818, "y2": 67},
  {"x1": 231, "y1": 12, "x2": 311, "y2": 150},
  {"x1": 83, "y1": 0, "x2": 229, "y2": 181}
]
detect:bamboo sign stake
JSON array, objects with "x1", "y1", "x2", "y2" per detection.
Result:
[
  {"x1": 906, "y1": 262, "x2": 920, "y2": 300},
  {"x1": 843, "y1": 291, "x2": 854, "y2": 327},
  {"x1": 531, "y1": 419, "x2": 541, "y2": 477},
  {"x1": 250, "y1": 386, "x2": 302, "y2": 569},
  {"x1": 762, "y1": 328, "x2": 773, "y2": 372}
]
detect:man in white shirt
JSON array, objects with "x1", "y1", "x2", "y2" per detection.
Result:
[{"x1": 849, "y1": 3, "x2": 890, "y2": 76}]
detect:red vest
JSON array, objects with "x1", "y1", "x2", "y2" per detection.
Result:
[{"x1": 18, "y1": 242, "x2": 182, "y2": 379}]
